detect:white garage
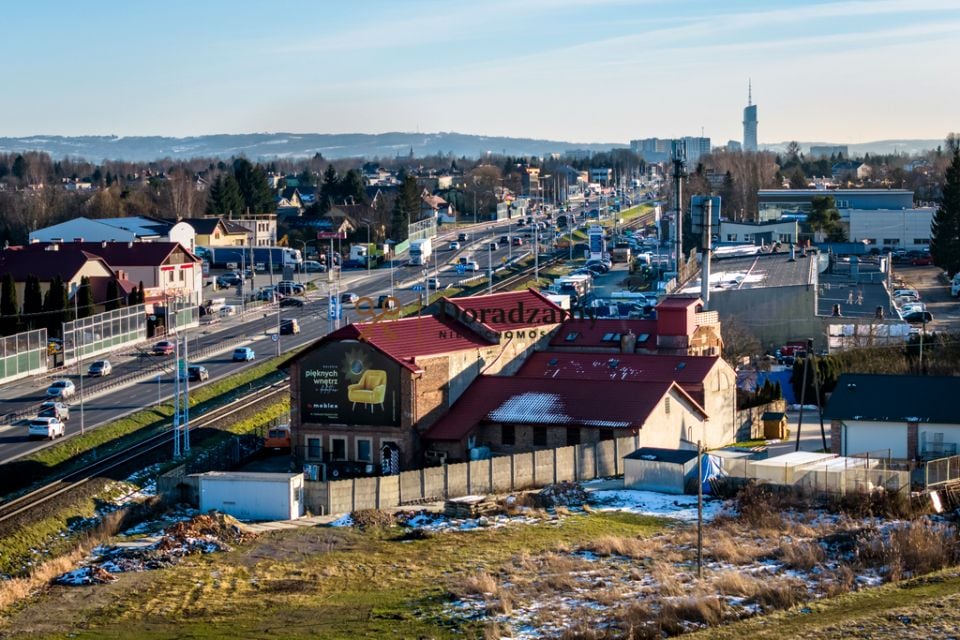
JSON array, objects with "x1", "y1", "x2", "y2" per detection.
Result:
[
  {"x1": 198, "y1": 471, "x2": 304, "y2": 521},
  {"x1": 624, "y1": 447, "x2": 699, "y2": 494}
]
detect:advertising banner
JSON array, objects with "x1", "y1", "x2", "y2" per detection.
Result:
[{"x1": 299, "y1": 340, "x2": 400, "y2": 426}]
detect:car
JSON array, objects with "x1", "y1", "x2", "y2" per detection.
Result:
[
  {"x1": 152, "y1": 341, "x2": 175, "y2": 356},
  {"x1": 516, "y1": 219, "x2": 526, "y2": 227},
  {"x1": 279, "y1": 297, "x2": 306, "y2": 308},
  {"x1": 28, "y1": 417, "x2": 65, "y2": 440},
  {"x1": 903, "y1": 310, "x2": 934, "y2": 324},
  {"x1": 462, "y1": 260, "x2": 482, "y2": 272},
  {"x1": 583, "y1": 265, "x2": 606, "y2": 276},
  {"x1": 499, "y1": 236, "x2": 509, "y2": 244},
  {"x1": 458, "y1": 233, "x2": 470, "y2": 242},
  {"x1": 216, "y1": 272, "x2": 242, "y2": 287},
  {"x1": 911, "y1": 255, "x2": 933, "y2": 266},
  {"x1": 186, "y1": 365, "x2": 209, "y2": 382},
  {"x1": 233, "y1": 347, "x2": 256, "y2": 361},
  {"x1": 512, "y1": 237, "x2": 524, "y2": 246},
  {"x1": 488, "y1": 242, "x2": 499, "y2": 250},
  {"x1": 87, "y1": 360, "x2": 112, "y2": 377},
  {"x1": 426, "y1": 277, "x2": 441, "y2": 289},
  {"x1": 277, "y1": 281, "x2": 306, "y2": 296},
  {"x1": 340, "y1": 292, "x2": 359, "y2": 304},
  {"x1": 585, "y1": 261, "x2": 610, "y2": 273},
  {"x1": 303, "y1": 260, "x2": 326, "y2": 273},
  {"x1": 279, "y1": 319, "x2": 300, "y2": 335},
  {"x1": 39, "y1": 401, "x2": 70, "y2": 422},
  {"x1": 900, "y1": 302, "x2": 927, "y2": 314},
  {"x1": 45, "y1": 379, "x2": 76, "y2": 399},
  {"x1": 448, "y1": 241, "x2": 461, "y2": 250},
  {"x1": 375, "y1": 295, "x2": 398, "y2": 310},
  {"x1": 256, "y1": 289, "x2": 283, "y2": 303}
]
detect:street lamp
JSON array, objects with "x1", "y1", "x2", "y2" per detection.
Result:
[
  {"x1": 361, "y1": 220, "x2": 372, "y2": 276},
  {"x1": 71, "y1": 282, "x2": 90, "y2": 436}
]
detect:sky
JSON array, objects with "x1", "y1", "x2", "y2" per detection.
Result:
[{"x1": 2, "y1": 0, "x2": 959, "y2": 145}]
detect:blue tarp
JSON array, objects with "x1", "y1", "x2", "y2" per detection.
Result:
[{"x1": 699, "y1": 454, "x2": 726, "y2": 495}]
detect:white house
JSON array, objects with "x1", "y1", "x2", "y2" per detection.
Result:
[{"x1": 826, "y1": 374, "x2": 960, "y2": 461}]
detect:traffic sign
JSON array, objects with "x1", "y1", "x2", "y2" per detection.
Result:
[
  {"x1": 455, "y1": 264, "x2": 466, "y2": 275},
  {"x1": 271, "y1": 334, "x2": 279, "y2": 342},
  {"x1": 411, "y1": 284, "x2": 424, "y2": 292},
  {"x1": 328, "y1": 297, "x2": 341, "y2": 320}
]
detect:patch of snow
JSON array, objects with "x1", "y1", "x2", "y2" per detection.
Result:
[{"x1": 588, "y1": 489, "x2": 726, "y2": 522}]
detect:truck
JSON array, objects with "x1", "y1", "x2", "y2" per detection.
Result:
[
  {"x1": 196, "y1": 246, "x2": 302, "y2": 271},
  {"x1": 409, "y1": 238, "x2": 433, "y2": 266},
  {"x1": 555, "y1": 275, "x2": 592, "y2": 305}
]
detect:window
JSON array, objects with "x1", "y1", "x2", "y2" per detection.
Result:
[
  {"x1": 501, "y1": 424, "x2": 516, "y2": 446},
  {"x1": 307, "y1": 437, "x2": 322, "y2": 460},
  {"x1": 167, "y1": 271, "x2": 175, "y2": 283},
  {"x1": 533, "y1": 429, "x2": 547, "y2": 447},
  {"x1": 178, "y1": 269, "x2": 185, "y2": 282},
  {"x1": 664, "y1": 397, "x2": 671, "y2": 414},
  {"x1": 914, "y1": 238, "x2": 930, "y2": 245},
  {"x1": 331, "y1": 437, "x2": 347, "y2": 461},
  {"x1": 883, "y1": 239, "x2": 899, "y2": 246},
  {"x1": 356, "y1": 438, "x2": 372, "y2": 462},
  {"x1": 564, "y1": 332, "x2": 579, "y2": 342},
  {"x1": 566, "y1": 427, "x2": 580, "y2": 446},
  {"x1": 726, "y1": 234, "x2": 737, "y2": 241}
]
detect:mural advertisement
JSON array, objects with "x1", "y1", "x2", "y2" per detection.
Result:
[{"x1": 299, "y1": 340, "x2": 400, "y2": 426}]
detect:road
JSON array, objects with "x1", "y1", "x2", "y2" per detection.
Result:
[
  {"x1": 891, "y1": 264, "x2": 960, "y2": 332},
  {"x1": 0, "y1": 214, "x2": 557, "y2": 463}
]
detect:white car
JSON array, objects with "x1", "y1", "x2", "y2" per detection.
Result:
[
  {"x1": 29, "y1": 417, "x2": 65, "y2": 440},
  {"x1": 87, "y1": 360, "x2": 112, "y2": 377},
  {"x1": 448, "y1": 241, "x2": 461, "y2": 250},
  {"x1": 900, "y1": 302, "x2": 926, "y2": 314},
  {"x1": 46, "y1": 379, "x2": 76, "y2": 399}
]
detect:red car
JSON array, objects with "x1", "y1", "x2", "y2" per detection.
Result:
[
  {"x1": 911, "y1": 255, "x2": 933, "y2": 266},
  {"x1": 152, "y1": 340, "x2": 175, "y2": 356}
]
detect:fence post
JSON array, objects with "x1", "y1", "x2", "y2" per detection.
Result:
[
  {"x1": 574, "y1": 445, "x2": 580, "y2": 482},
  {"x1": 594, "y1": 443, "x2": 599, "y2": 479},
  {"x1": 532, "y1": 452, "x2": 537, "y2": 487},
  {"x1": 443, "y1": 463, "x2": 449, "y2": 499},
  {"x1": 614, "y1": 438, "x2": 620, "y2": 475},
  {"x1": 420, "y1": 468, "x2": 426, "y2": 501},
  {"x1": 510, "y1": 454, "x2": 515, "y2": 491},
  {"x1": 375, "y1": 476, "x2": 382, "y2": 509},
  {"x1": 466, "y1": 459, "x2": 472, "y2": 495},
  {"x1": 552, "y1": 448, "x2": 558, "y2": 485},
  {"x1": 488, "y1": 458, "x2": 494, "y2": 493}
]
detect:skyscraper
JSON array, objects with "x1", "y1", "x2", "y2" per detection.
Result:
[{"x1": 742, "y1": 80, "x2": 758, "y2": 152}]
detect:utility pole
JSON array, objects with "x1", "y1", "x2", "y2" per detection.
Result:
[
  {"x1": 671, "y1": 140, "x2": 687, "y2": 279},
  {"x1": 182, "y1": 332, "x2": 190, "y2": 453},
  {"x1": 697, "y1": 440, "x2": 703, "y2": 580},
  {"x1": 173, "y1": 335, "x2": 181, "y2": 458},
  {"x1": 488, "y1": 243, "x2": 493, "y2": 294},
  {"x1": 808, "y1": 338, "x2": 828, "y2": 452},
  {"x1": 73, "y1": 290, "x2": 85, "y2": 435},
  {"x1": 795, "y1": 347, "x2": 810, "y2": 452}
]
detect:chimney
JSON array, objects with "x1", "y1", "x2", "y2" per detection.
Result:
[
  {"x1": 46, "y1": 244, "x2": 59, "y2": 252},
  {"x1": 620, "y1": 330, "x2": 637, "y2": 353},
  {"x1": 101, "y1": 241, "x2": 108, "y2": 248},
  {"x1": 128, "y1": 241, "x2": 134, "y2": 248},
  {"x1": 875, "y1": 306, "x2": 884, "y2": 319},
  {"x1": 832, "y1": 303, "x2": 842, "y2": 317}
]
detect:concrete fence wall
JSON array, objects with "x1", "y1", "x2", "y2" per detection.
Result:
[{"x1": 306, "y1": 435, "x2": 639, "y2": 516}]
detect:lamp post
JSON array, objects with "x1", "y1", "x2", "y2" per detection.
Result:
[
  {"x1": 361, "y1": 220, "x2": 372, "y2": 276},
  {"x1": 72, "y1": 286, "x2": 86, "y2": 436},
  {"x1": 296, "y1": 240, "x2": 307, "y2": 285}
]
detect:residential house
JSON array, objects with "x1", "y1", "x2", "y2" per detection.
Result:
[
  {"x1": 226, "y1": 213, "x2": 276, "y2": 247},
  {"x1": 831, "y1": 161, "x2": 872, "y2": 183},
  {"x1": 420, "y1": 192, "x2": 456, "y2": 223},
  {"x1": 0, "y1": 243, "x2": 130, "y2": 310},
  {"x1": 826, "y1": 374, "x2": 960, "y2": 461},
  {"x1": 181, "y1": 217, "x2": 250, "y2": 247}
]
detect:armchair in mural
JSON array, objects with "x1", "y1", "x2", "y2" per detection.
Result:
[{"x1": 348, "y1": 369, "x2": 387, "y2": 412}]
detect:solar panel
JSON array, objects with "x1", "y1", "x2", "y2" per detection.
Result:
[
  {"x1": 608, "y1": 359, "x2": 619, "y2": 369},
  {"x1": 565, "y1": 332, "x2": 579, "y2": 342},
  {"x1": 548, "y1": 358, "x2": 558, "y2": 366}
]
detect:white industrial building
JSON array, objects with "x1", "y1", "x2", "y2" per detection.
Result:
[
  {"x1": 29, "y1": 216, "x2": 196, "y2": 253},
  {"x1": 845, "y1": 208, "x2": 935, "y2": 251}
]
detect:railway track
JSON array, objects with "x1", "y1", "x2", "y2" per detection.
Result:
[{"x1": 0, "y1": 380, "x2": 290, "y2": 526}]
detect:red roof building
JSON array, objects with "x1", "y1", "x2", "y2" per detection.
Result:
[{"x1": 422, "y1": 376, "x2": 709, "y2": 461}]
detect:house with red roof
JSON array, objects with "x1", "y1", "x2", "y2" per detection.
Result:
[
  {"x1": 282, "y1": 289, "x2": 565, "y2": 470},
  {"x1": 28, "y1": 240, "x2": 202, "y2": 308},
  {"x1": 514, "y1": 351, "x2": 737, "y2": 447},
  {"x1": 0, "y1": 243, "x2": 133, "y2": 311},
  {"x1": 548, "y1": 296, "x2": 722, "y2": 356},
  {"x1": 422, "y1": 376, "x2": 709, "y2": 462}
]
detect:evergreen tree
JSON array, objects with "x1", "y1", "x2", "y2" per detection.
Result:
[
  {"x1": 233, "y1": 159, "x2": 276, "y2": 213},
  {"x1": 390, "y1": 175, "x2": 421, "y2": 241},
  {"x1": 11, "y1": 155, "x2": 26, "y2": 181},
  {"x1": 789, "y1": 168, "x2": 808, "y2": 189},
  {"x1": 206, "y1": 174, "x2": 245, "y2": 215},
  {"x1": 0, "y1": 273, "x2": 19, "y2": 336},
  {"x1": 930, "y1": 149, "x2": 960, "y2": 276},
  {"x1": 105, "y1": 279, "x2": 122, "y2": 311},
  {"x1": 807, "y1": 196, "x2": 841, "y2": 241},
  {"x1": 42, "y1": 276, "x2": 68, "y2": 337},
  {"x1": 339, "y1": 169, "x2": 366, "y2": 204},
  {"x1": 318, "y1": 164, "x2": 339, "y2": 214},
  {"x1": 77, "y1": 276, "x2": 95, "y2": 318},
  {"x1": 22, "y1": 276, "x2": 42, "y2": 331}
]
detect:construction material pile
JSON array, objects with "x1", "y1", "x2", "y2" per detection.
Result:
[
  {"x1": 534, "y1": 482, "x2": 588, "y2": 508},
  {"x1": 444, "y1": 495, "x2": 500, "y2": 518},
  {"x1": 55, "y1": 513, "x2": 255, "y2": 586}
]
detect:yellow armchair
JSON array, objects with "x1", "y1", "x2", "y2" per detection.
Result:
[{"x1": 347, "y1": 370, "x2": 387, "y2": 412}]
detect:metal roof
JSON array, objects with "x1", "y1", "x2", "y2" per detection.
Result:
[
  {"x1": 825, "y1": 374, "x2": 960, "y2": 424},
  {"x1": 624, "y1": 447, "x2": 698, "y2": 465},
  {"x1": 517, "y1": 351, "x2": 719, "y2": 384}
]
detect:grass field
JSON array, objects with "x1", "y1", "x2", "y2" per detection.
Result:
[{"x1": 1, "y1": 512, "x2": 664, "y2": 639}]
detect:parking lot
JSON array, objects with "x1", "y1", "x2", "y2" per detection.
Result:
[{"x1": 892, "y1": 265, "x2": 960, "y2": 333}]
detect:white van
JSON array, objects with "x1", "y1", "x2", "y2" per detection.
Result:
[
  {"x1": 220, "y1": 305, "x2": 238, "y2": 317},
  {"x1": 206, "y1": 297, "x2": 227, "y2": 313}
]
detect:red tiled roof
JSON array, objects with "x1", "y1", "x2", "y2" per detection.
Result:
[
  {"x1": 442, "y1": 289, "x2": 565, "y2": 333},
  {"x1": 656, "y1": 296, "x2": 702, "y2": 309},
  {"x1": 517, "y1": 352, "x2": 720, "y2": 384},
  {"x1": 424, "y1": 376, "x2": 706, "y2": 441},
  {"x1": 548, "y1": 319, "x2": 658, "y2": 349},
  {"x1": 304, "y1": 315, "x2": 492, "y2": 371}
]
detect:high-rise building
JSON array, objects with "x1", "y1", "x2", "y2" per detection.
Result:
[
  {"x1": 743, "y1": 80, "x2": 758, "y2": 152},
  {"x1": 680, "y1": 136, "x2": 711, "y2": 166}
]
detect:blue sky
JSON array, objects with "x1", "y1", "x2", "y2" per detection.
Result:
[{"x1": 2, "y1": 0, "x2": 958, "y2": 144}]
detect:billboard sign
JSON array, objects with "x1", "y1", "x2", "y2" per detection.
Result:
[
  {"x1": 690, "y1": 196, "x2": 721, "y2": 237},
  {"x1": 299, "y1": 340, "x2": 401, "y2": 426},
  {"x1": 317, "y1": 231, "x2": 347, "y2": 240}
]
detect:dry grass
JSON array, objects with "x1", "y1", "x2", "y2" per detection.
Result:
[
  {"x1": 858, "y1": 520, "x2": 959, "y2": 581},
  {"x1": 650, "y1": 561, "x2": 685, "y2": 597},
  {"x1": 665, "y1": 595, "x2": 724, "y2": 626},
  {"x1": 713, "y1": 570, "x2": 761, "y2": 597},
  {"x1": 457, "y1": 570, "x2": 500, "y2": 597},
  {"x1": 0, "y1": 548, "x2": 85, "y2": 610},
  {"x1": 584, "y1": 535, "x2": 648, "y2": 559},
  {"x1": 708, "y1": 533, "x2": 754, "y2": 564},
  {"x1": 779, "y1": 540, "x2": 826, "y2": 571},
  {"x1": 751, "y1": 577, "x2": 809, "y2": 611}
]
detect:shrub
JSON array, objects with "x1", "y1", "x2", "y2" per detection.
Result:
[
  {"x1": 751, "y1": 577, "x2": 808, "y2": 611},
  {"x1": 778, "y1": 540, "x2": 825, "y2": 571}
]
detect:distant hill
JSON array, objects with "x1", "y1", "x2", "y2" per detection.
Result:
[
  {"x1": 0, "y1": 132, "x2": 624, "y2": 162},
  {"x1": 761, "y1": 139, "x2": 943, "y2": 157}
]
